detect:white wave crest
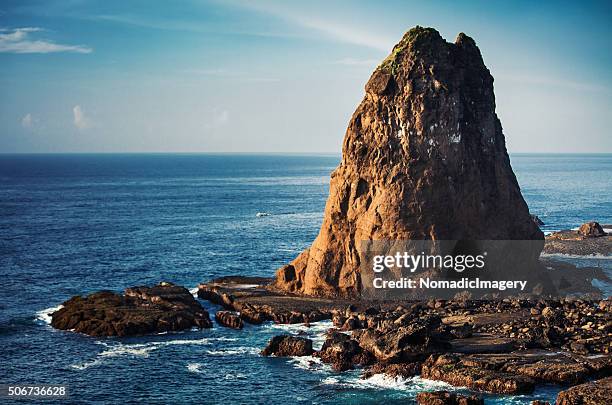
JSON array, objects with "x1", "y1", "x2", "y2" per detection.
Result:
[
  {"x1": 70, "y1": 337, "x2": 233, "y2": 370},
  {"x1": 288, "y1": 355, "x2": 328, "y2": 373},
  {"x1": 189, "y1": 287, "x2": 199, "y2": 298},
  {"x1": 321, "y1": 374, "x2": 455, "y2": 392},
  {"x1": 186, "y1": 363, "x2": 203, "y2": 373},
  {"x1": 264, "y1": 320, "x2": 333, "y2": 350},
  {"x1": 35, "y1": 305, "x2": 63, "y2": 324},
  {"x1": 205, "y1": 347, "x2": 260, "y2": 356},
  {"x1": 541, "y1": 253, "x2": 611, "y2": 259}
]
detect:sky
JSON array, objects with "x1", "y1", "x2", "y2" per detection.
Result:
[{"x1": 0, "y1": 0, "x2": 610, "y2": 153}]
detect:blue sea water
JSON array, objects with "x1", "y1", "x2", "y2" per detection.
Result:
[{"x1": 0, "y1": 153, "x2": 610, "y2": 404}]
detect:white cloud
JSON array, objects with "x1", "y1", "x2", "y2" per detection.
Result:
[
  {"x1": 21, "y1": 113, "x2": 34, "y2": 129},
  {"x1": 0, "y1": 27, "x2": 92, "y2": 54},
  {"x1": 73, "y1": 105, "x2": 92, "y2": 130}
]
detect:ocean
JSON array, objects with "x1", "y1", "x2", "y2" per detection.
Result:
[{"x1": 0, "y1": 153, "x2": 610, "y2": 404}]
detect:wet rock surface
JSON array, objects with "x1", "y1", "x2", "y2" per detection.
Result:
[
  {"x1": 215, "y1": 310, "x2": 244, "y2": 329},
  {"x1": 260, "y1": 335, "x2": 313, "y2": 357},
  {"x1": 556, "y1": 376, "x2": 612, "y2": 405},
  {"x1": 51, "y1": 283, "x2": 212, "y2": 336},
  {"x1": 416, "y1": 390, "x2": 484, "y2": 405}
]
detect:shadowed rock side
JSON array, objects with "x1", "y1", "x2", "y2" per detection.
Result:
[{"x1": 274, "y1": 26, "x2": 543, "y2": 297}]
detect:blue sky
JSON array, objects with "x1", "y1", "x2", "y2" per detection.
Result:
[{"x1": 0, "y1": 0, "x2": 610, "y2": 153}]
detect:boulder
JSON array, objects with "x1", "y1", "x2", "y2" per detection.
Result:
[
  {"x1": 556, "y1": 376, "x2": 612, "y2": 405},
  {"x1": 416, "y1": 391, "x2": 484, "y2": 405},
  {"x1": 577, "y1": 222, "x2": 606, "y2": 237},
  {"x1": 273, "y1": 26, "x2": 543, "y2": 298},
  {"x1": 215, "y1": 311, "x2": 244, "y2": 329},
  {"x1": 316, "y1": 331, "x2": 373, "y2": 371},
  {"x1": 261, "y1": 335, "x2": 313, "y2": 357},
  {"x1": 421, "y1": 354, "x2": 535, "y2": 394},
  {"x1": 354, "y1": 323, "x2": 449, "y2": 362},
  {"x1": 362, "y1": 362, "x2": 421, "y2": 379},
  {"x1": 51, "y1": 283, "x2": 212, "y2": 336}
]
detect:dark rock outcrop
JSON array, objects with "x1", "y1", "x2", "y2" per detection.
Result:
[
  {"x1": 578, "y1": 221, "x2": 606, "y2": 237},
  {"x1": 416, "y1": 391, "x2": 484, "y2": 405},
  {"x1": 544, "y1": 222, "x2": 611, "y2": 256},
  {"x1": 362, "y1": 362, "x2": 422, "y2": 379},
  {"x1": 556, "y1": 376, "x2": 612, "y2": 405},
  {"x1": 261, "y1": 335, "x2": 313, "y2": 357},
  {"x1": 215, "y1": 311, "x2": 244, "y2": 329},
  {"x1": 316, "y1": 331, "x2": 374, "y2": 371},
  {"x1": 51, "y1": 283, "x2": 212, "y2": 336},
  {"x1": 273, "y1": 26, "x2": 543, "y2": 298},
  {"x1": 421, "y1": 354, "x2": 536, "y2": 394}
]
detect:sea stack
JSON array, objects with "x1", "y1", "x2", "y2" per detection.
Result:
[{"x1": 274, "y1": 27, "x2": 543, "y2": 297}]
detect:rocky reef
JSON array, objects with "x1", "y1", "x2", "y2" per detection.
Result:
[
  {"x1": 197, "y1": 276, "x2": 611, "y2": 400},
  {"x1": 51, "y1": 282, "x2": 212, "y2": 336},
  {"x1": 544, "y1": 221, "x2": 611, "y2": 256},
  {"x1": 273, "y1": 26, "x2": 543, "y2": 298}
]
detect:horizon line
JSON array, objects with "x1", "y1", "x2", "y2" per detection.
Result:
[{"x1": 1, "y1": 151, "x2": 611, "y2": 156}]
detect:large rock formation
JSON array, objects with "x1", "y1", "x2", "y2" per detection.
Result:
[{"x1": 274, "y1": 26, "x2": 543, "y2": 297}]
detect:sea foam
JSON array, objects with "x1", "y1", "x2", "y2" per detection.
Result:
[{"x1": 35, "y1": 305, "x2": 63, "y2": 325}]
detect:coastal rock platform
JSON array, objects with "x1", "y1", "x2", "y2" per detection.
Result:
[
  {"x1": 51, "y1": 282, "x2": 212, "y2": 336},
  {"x1": 544, "y1": 224, "x2": 611, "y2": 256}
]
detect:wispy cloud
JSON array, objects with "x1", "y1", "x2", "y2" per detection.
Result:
[
  {"x1": 73, "y1": 105, "x2": 92, "y2": 130},
  {"x1": 333, "y1": 58, "x2": 380, "y2": 66},
  {"x1": 229, "y1": 2, "x2": 393, "y2": 52},
  {"x1": 0, "y1": 27, "x2": 92, "y2": 54}
]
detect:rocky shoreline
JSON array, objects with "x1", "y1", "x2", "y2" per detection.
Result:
[
  {"x1": 49, "y1": 275, "x2": 610, "y2": 404},
  {"x1": 200, "y1": 276, "x2": 611, "y2": 404}
]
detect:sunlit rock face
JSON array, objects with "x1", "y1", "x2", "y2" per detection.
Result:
[{"x1": 274, "y1": 27, "x2": 543, "y2": 298}]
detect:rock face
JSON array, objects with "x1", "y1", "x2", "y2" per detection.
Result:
[
  {"x1": 215, "y1": 311, "x2": 244, "y2": 329},
  {"x1": 273, "y1": 26, "x2": 543, "y2": 297},
  {"x1": 260, "y1": 335, "x2": 313, "y2": 357},
  {"x1": 416, "y1": 391, "x2": 484, "y2": 405},
  {"x1": 556, "y1": 376, "x2": 612, "y2": 405},
  {"x1": 51, "y1": 283, "x2": 212, "y2": 336},
  {"x1": 578, "y1": 221, "x2": 606, "y2": 237}
]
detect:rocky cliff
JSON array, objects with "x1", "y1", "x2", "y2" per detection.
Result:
[{"x1": 274, "y1": 27, "x2": 543, "y2": 297}]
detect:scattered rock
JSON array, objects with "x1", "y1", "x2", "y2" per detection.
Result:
[
  {"x1": 51, "y1": 283, "x2": 212, "y2": 336},
  {"x1": 215, "y1": 311, "x2": 244, "y2": 329},
  {"x1": 421, "y1": 354, "x2": 535, "y2": 394},
  {"x1": 362, "y1": 362, "x2": 421, "y2": 379},
  {"x1": 416, "y1": 391, "x2": 484, "y2": 405},
  {"x1": 316, "y1": 331, "x2": 373, "y2": 371},
  {"x1": 556, "y1": 376, "x2": 612, "y2": 405},
  {"x1": 261, "y1": 335, "x2": 313, "y2": 357},
  {"x1": 578, "y1": 222, "x2": 606, "y2": 238}
]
